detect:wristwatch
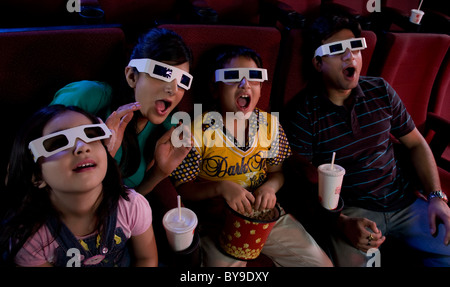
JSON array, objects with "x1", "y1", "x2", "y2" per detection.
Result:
[{"x1": 427, "y1": 190, "x2": 448, "y2": 204}]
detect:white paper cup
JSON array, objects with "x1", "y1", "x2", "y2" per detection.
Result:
[
  {"x1": 318, "y1": 163, "x2": 345, "y2": 210},
  {"x1": 163, "y1": 207, "x2": 198, "y2": 252},
  {"x1": 409, "y1": 9, "x2": 424, "y2": 24}
]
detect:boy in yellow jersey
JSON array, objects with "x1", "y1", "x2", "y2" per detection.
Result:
[{"x1": 171, "y1": 46, "x2": 332, "y2": 267}]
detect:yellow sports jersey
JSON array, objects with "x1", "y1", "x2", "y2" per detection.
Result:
[{"x1": 171, "y1": 108, "x2": 291, "y2": 191}]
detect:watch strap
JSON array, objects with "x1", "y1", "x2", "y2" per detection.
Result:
[{"x1": 427, "y1": 190, "x2": 448, "y2": 204}]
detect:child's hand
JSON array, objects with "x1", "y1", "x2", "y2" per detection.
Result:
[
  {"x1": 150, "y1": 126, "x2": 192, "y2": 177},
  {"x1": 104, "y1": 102, "x2": 141, "y2": 157},
  {"x1": 218, "y1": 181, "x2": 255, "y2": 214},
  {"x1": 253, "y1": 185, "x2": 277, "y2": 211}
]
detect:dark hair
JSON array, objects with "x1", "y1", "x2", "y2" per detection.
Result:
[
  {"x1": 309, "y1": 13, "x2": 362, "y2": 57},
  {"x1": 130, "y1": 27, "x2": 192, "y2": 66},
  {"x1": 213, "y1": 45, "x2": 263, "y2": 71},
  {"x1": 113, "y1": 27, "x2": 192, "y2": 178},
  {"x1": 0, "y1": 105, "x2": 128, "y2": 265}
]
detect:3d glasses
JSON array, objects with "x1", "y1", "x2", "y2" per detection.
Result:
[
  {"x1": 28, "y1": 123, "x2": 111, "y2": 162},
  {"x1": 128, "y1": 58, "x2": 193, "y2": 90},
  {"x1": 215, "y1": 68, "x2": 268, "y2": 84},
  {"x1": 314, "y1": 37, "x2": 367, "y2": 57}
]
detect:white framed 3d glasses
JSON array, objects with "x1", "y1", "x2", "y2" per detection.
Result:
[
  {"x1": 314, "y1": 37, "x2": 367, "y2": 57},
  {"x1": 28, "y1": 123, "x2": 111, "y2": 162},
  {"x1": 128, "y1": 58, "x2": 193, "y2": 90},
  {"x1": 215, "y1": 68, "x2": 268, "y2": 83}
]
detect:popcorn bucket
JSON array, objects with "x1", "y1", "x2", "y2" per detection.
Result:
[{"x1": 218, "y1": 204, "x2": 280, "y2": 260}]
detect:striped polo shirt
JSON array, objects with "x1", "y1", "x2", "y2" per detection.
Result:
[{"x1": 285, "y1": 76, "x2": 417, "y2": 211}]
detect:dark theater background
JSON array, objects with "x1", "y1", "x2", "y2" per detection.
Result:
[{"x1": 0, "y1": 0, "x2": 448, "y2": 275}]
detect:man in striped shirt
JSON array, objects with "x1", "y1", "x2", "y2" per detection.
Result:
[{"x1": 285, "y1": 14, "x2": 450, "y2": 266}]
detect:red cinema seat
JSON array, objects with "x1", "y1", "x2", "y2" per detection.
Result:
[
  {"x1": 97, "y1": 0, "x2": 180, "y2": 25},
  {"x1": 259, "y1": 0, "x2": 322, "y2": 29},
  {"x1": 188, "y1": 0, "x2": 261, "y2": 25},
  {"x1": 427, "y1": 51, "x2": 450, "y2": 196},
  {"x1": 0, "y1": 25, "x2": 126, "y2": 195},
  {"x1": 429, "y1": 52, "x2": 450, "y2": 121},
  {"x1": 370, "y1": 32, "x2": 450, "y2": 133}
]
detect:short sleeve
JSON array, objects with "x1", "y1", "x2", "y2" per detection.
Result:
[
  {"x1": 170, "y1": 147, "x2": 202, "y2": 186},
  {"x1": 14, "y1": 226, "x2": 58, "y2": 267},
  {"x1": 267, "y1": 122, "x2": 292, "y2": 166},
  {"x1": 117, "y1": 190, "x2": 153, "y2": 237}
]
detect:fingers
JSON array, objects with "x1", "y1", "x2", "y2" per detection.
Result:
[
  {"x1": 355, "y1": 218, "x2": 385, "y2": 252},
  {"x1": 116, "y1": 102, "x2": 141, "y2": 116},
  {"x1": 427, "y1": 199, "x2": 450, "y2": 245},
  {"x1": 235, "y1": 192, "x2": 254, "y2": 215},
  {"x1": 358, "y1": 226, "x2": 385, "y2": 252},
  {"x1": 171, "y1": 124, "x2": 193, "y2": 148},
  {"x1": 365, "y1": 218, "x2": 379, "y2": 234},
  {"x1": 227, "y1": 188, "x2": 255, "y2": 215},
  {"x1": 365, "y1": 231, "x2": 385, "y2": 247},
  {"x1": 158, "y1": 126, "x2": 176, "y2": 144},
  {"x1": 106, "y1": 102, "x2": 140, "y2": 128},
  {"x1": 120, "y1": 110, "x2": 134, "y2": 126},
  {"x1": 253, "y1": 193, "x2": 276, "y2": 211},
  {"x1": 429, "y1": 208, "x2": 438, "y2": 237},
  {"x1": 361, "y1": 235, "x2": 385, "y2": 253},
  {"x1": 443, "y1": 221, "x2": 450, "y2": 246}
]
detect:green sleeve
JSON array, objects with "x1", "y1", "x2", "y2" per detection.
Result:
[{"x1": 50, "y1": 80, "x2": 113, "y2": 115}]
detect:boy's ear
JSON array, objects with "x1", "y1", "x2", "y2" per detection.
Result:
[
  {"x1": 312, "y1": 56, "x2": 322, "y2": 72},
  {"x1": 125, "y1": 66, "x2": 137, "y2": 88}
]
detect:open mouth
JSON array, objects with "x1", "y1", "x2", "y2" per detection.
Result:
[
  {"x1": 237, "y1": 95, "x2": 251, "y2": 110},
  {"x1": 73, "y1": 162, "x2": 96, "y2": 172},
  {"x1": 343, "y1": 67, "x2": 356, "y2": 78},
  {"x1": 155, "y1": 99, "x2": 172, "y2": 114}
]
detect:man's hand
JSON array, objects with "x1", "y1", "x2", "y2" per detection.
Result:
[
  {"x1": 428, "y1": 198, "x2": 450, "y2": 245},
  {"x1": 338, "y1": 215, "x2": 386, "y2": 253}
]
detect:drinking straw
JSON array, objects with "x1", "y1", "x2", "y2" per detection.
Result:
[
  {"x1": 418, "y1": 0, "x2": 423, "y2": 10},
  {"x1": 177, "y1": 195, "x2": 182, "y2": 221},
  {"x1": 331, "y1": 152, "x2": 336, "y2": 170}
]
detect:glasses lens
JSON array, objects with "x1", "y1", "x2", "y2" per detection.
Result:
[
  {"x1": 329, "y1": 43, "x2": 343, "y2": 53},
  {"x1": 43, "y1": 134, "x2": 69, "y2": 152},
  {"x1": 351, "y1": 40, "x2": 363, "y2": 49},
  {"x1": 180, "y1": 74, "x2": 191, "y2": 87},
  {"x1": 224, "y1": 70, "x2": 239, "y2": 80},
  {"x1": 153, "y1": 65, "x2": 173, "y2": 79},
  {"x1": 84, "y1": 126, "x2": 106, "y2": 139},
  {"x1": 249, "y1": 70, "x2": 262, "y2": 80}
]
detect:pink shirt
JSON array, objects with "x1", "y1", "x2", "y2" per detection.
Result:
[{"x1": 14, "y1": 190, "x2": 152, "y2": 266}]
